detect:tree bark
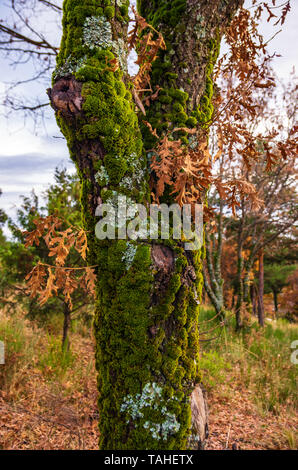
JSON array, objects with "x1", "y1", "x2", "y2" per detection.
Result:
[
  {"x1": 251, "y1": 284, "x2": 257, "y2": 317},
  {"x1": 273, "y1": 289, "x2": 278, "y2": 316},
  {"x1": 203, "y1": 198, "x2": 225, "y2": 319},
  {"x1": 49, "y1": 0, "x2": 243, "y2": 450},
  {"x1": 62, "y1": 301, "x2": 71, "y2": 350},
  {"x1": 235, "y1": 211, "x2": 244, "y2": 329},
  {"x1": 258, "y1": 249, "x2": 265, "y2": 327}
]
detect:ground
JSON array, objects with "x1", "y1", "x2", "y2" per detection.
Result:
[
  {"x1": 206, "y1": 379, "x2": 297, "y2": 450},
  {"x1": 0, "y1": 306, "x2": 297, "y2": 450}
]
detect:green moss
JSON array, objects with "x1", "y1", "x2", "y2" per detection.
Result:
[
  {"x1": 104, "y1": 6, "x2": 114, "y2": 18},
  {"x1": 192, "y1": 35, "x2": 220, "y2": 127},
  {"x1": 137, "y1": 0, "x2": 221, "y2": 150}
]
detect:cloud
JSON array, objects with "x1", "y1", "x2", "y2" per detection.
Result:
[
  {"x1": 0, "y1": 152, "x2": 72, "y2": 174},
  {"x1": 0, "y1": 152, "x2": 75, "y2": 222}
]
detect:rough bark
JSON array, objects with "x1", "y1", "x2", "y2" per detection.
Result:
[
  {"x1": 251, "y1": 284, "x2": 257, "y2": 317},
  {"x1": 49, "y1": 0, "x2": 243, "y2": 450}
]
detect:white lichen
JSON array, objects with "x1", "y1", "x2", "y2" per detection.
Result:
[
  {"x1": 188, "y1": 134, "x2": 198, "y2": 150},
  {"x1": 83, "y1": 16, "x2": 113, "y2": 50},
  {"x1": 122, "y1": 242, "x2": 137, "y2": 270},
  {"x1": 83, "y1": 16, "x2": 128, "y2": 70},
  {"x1": 95, "y1": 165, "x2": 109, "y2": 186},
  {"x1": 121, "y1": 166, "x2": 145, "y2": 190},
  {"x1": 120, "y1": 382, "x2": 181, "y2": 441},
  {"x1": 53, "y1": 55, "x2": 86, "y2": 80}
]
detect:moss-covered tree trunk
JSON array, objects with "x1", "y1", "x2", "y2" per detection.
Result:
[{"x1": 48, "y1": 0, "x2": 243, "y2": 450}]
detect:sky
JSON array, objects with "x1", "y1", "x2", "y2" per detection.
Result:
[{"x1": 0, "y1": 0, "x2": 297, "y2": 236}]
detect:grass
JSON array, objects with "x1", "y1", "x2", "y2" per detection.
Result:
[
  {"x1": 0, "y1": 304, "x2": 297, "y2": 449},
  {"x1": 39, "y1": 335, "x2": 76, "y2": 379},
  {"x1": 199, "y1": 306, "x2": 298, "y2": 416},
  {"x1": 0, "y1": 308, "x2": 98, "y2": 449}
]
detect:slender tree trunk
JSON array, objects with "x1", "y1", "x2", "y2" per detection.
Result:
[
  {"x1": 235, "y1": 216, "x2": 244, "y2": 330},
  {"x1": 273, "y1": 289, "x2": 278, "y2": 316},
  {"x1": 202, "y1": 287, "x2": 206, "y2": 305},
  {"x1": 251, "y1": 284, "x2": 257, "y2": 317},
  {"x1": 243, "y1": 270, "x2": 251, "y2": 306},
  {"x1": 49, "y1": 0, "x2": 243, "y2": 450},
  {"x1": 62, "y1": 301, "x2": 71, "y2": 350},
  {"x1": 203, "y1": 197, "x2": 225, "y2": 319},
  {"x1": 258, "y1": 249, "x2": 265, "y2": 327}
]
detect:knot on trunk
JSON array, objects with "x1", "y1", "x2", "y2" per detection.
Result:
[
  {"x1": 151, "y1": 244, "x2": 175, "y2": 273},
  {"x1": 150, "y1": 244, "x2": 175, "y2": 305},
  {"x1": 47, "y1": 77, "x2": 83, "y2": 118}
]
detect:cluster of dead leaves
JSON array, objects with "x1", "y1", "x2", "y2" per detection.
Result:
[
  {"x1": 215, "y1": 4, "x2": 297, "y2": 170},
  {"x1": 24, "y1": 216, "x2": 96, "y2": 310},
  {"x1": 253, "y1": 0, "x2": 291, "y2": 26},
  {"x1": 149, "y1": 126, "x2": 262, "y2": 217},
  {"x1": 150, "y1": 128, "x2": 211, "y2": 207}
]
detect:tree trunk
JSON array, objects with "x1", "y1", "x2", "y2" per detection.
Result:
[
  {"x1": 49, "y1": 0, "x2": 243, "y2": 450},
  {"x1": 62, "y1": 301, "x2": 71, "y2": 350},
  {"x1": 203, "y1": 201, "x2": 225, "y2": 320},
  {"x1": 235, "y1": 251, "x2": 244, "y2": 330},
  {"x1": 235, "y1": 205, "x2": 245, "y2": 329},
  {"x1": 251, "y1": 284, "x2": 257, "y2": 317},
  {"x1": 273, "y1": 289, "x2": 278, "y2": 316},
  {"x1": 258, "y1": 249, "x2": 265, "y2": 327}
]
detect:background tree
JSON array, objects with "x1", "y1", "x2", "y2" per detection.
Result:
[
  {"x1": 264, "y1": 263, "x2": 297, "y2": 315},
  {"x1": 0, "y1": 168, "x2": 94, "y2": 348},
  {"x1": 204, "y1": 65, "x2": 298, "y2": 328},
  {"x1": 0, "y1": 190, "x2": 7, "y2": 244}
]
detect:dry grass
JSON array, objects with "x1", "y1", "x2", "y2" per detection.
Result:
[
  {"x1": 205, "y1": 373, "x2": 298, "y2": 449},
  {"x1": 0, "y1": 309, "x2": 99, "y2": 450},
  {"x1": 0, "y1": 306, "x2": 297, "y2": 450},
  {"x1": 200, "y1": 306, "x2": 298, "y2": 450}
]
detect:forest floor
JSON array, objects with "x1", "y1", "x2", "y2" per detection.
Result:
[
  {"x1": 0, "y1": 306, "x2": 297, "y2": 450},
  {"x1": 205, "y1": 374, "x2": 297, "y2": 450}
]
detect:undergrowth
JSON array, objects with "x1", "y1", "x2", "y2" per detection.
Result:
[
  {"x1": 0, "y1": 305, "x2": 297, "y2": 449},
  {"x1": 199, "y1": 306, "x2": 298, "y2": 416}
]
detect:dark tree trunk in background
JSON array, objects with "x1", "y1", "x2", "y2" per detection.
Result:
[
  {"x1": 48, "y1": 0, "x2": 243, "y2": 450},
  {"x1": 273, "y1": 289, "x2": 278, "y2": 316},
  {"x1": 258, "y1": 249, "x2": 265, "y2": 327},
  {"x1": 62, "y1": 301, "x2": 71, "y2": 350}
]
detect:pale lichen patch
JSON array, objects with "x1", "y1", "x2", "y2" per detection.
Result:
[{"x1": 120, "y1": 382, "x2": 181, "y2": 441}]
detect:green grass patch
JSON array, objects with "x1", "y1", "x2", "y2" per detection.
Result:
[{"x1": 199, "y1": 306, "x2": 298, "y2": 415}]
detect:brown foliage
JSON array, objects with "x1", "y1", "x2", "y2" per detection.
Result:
[
  {"x1": 147, "y1": 4, "x2": 296, "y2": 218},
  {"x1": 128, "y1": 6, "x2": 166, "y2": 109},
  {"x1": 24, "y1": 216, "x2": 96, "y2": 310}
]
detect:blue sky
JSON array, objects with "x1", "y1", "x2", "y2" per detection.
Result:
[{"x1": 0, "y1": 0, "x2": 297, "y2": 234}]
